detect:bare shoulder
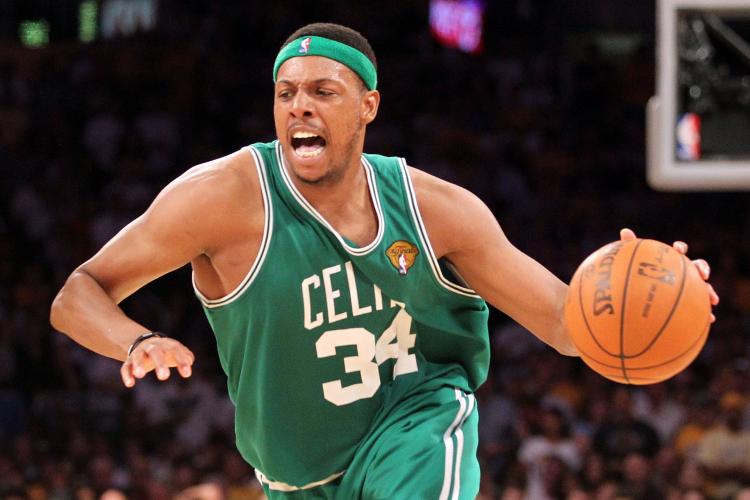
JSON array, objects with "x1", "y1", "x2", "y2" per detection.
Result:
[
  {"x1": 407, "y1": 166, "x2": 488, "y2": 219},
  {"x1": 407, "y1": 166, "x2": 498, "y2": 259},
  {"x1": 144, "y1": 148, "x2": 264, "y2": 252},
  {"x1": 161, "y1": 148, "x2": 261, "y2": 210}
]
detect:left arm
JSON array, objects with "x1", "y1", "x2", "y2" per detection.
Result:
[
  {"x1": 410, "y1": 167, "x2": 577, "y2": 355},
  {"x1": 410, "y1": 168, "x2": 719, "y2": 357}
]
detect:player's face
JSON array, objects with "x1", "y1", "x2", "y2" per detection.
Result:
[{"x1": 274, "y1": 56, "x2": 379, "y2": 185}]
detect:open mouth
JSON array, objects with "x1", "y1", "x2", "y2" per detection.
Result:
[{"x1": 291, "y1": 131, "x2": 327, "y2": 159}]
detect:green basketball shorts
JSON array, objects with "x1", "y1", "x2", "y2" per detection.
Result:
[{"x1": 258, "y1": 386, "x2": 479, "y2": 500}]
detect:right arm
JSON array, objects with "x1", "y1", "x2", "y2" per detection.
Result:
[
  {"x1": 50, "y1": 210, "x2": 202, "y2": 362},
  {"x1": 50, "y1": 152, "x2": 258, "y2": 386}
]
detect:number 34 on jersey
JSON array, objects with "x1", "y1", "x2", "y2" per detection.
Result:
[{"x1": 315, "y1": 308, "x2": 418, "y2": 406}]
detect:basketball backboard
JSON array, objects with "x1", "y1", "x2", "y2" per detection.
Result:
[{"x1": 648, "y1": 0, "x2": 750, "y2": 190}]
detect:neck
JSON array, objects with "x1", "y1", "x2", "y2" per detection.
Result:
[
  {"x1": 282, "y1": 148, "x2": 378, "y2": 247},
  {"x1": 285, "y1": 152, "x2": 368, "y2": 213}
]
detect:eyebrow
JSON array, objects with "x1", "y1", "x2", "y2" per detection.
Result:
[{"x1": 276, "y1": 78, "x2": 341, "y2": 86}]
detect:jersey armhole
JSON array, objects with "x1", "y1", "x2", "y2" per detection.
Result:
[
  {"x1": 192, "y1": 146, "x2": 274, "y2": 308},
  {"x1": 398, "y1": 159, "x2": 481, "y2": 299}
]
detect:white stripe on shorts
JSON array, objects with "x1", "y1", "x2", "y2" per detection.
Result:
[
  {"x1": 452, "y1": 393, "x2": 475, "y2": 500},
  {"x1": 439, "y1": 389, "x2": 471, "y2": 500}
]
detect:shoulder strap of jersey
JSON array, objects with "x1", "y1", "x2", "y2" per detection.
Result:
[{"x1": 193, "y1": 144, "x2": 274, "y2": 308}]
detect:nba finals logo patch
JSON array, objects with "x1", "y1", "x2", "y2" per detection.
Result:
[
  {"x1": 386, "y1": 240, "x2": 419, "y2": 275},
  {"x1": 299, "y1": 37, "x2": 312, "y2": 54}
]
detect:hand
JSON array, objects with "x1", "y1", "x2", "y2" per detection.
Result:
[
  {"x1": 120, "y1": 337, "x2": 195, "y2": 388},
  {"x1": 619, "y1": 228, "x2": 719, "y2": 322}
]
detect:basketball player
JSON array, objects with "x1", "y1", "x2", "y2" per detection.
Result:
[{"x1": 50, "y1": 23, "x2": 718, "y2": 499}]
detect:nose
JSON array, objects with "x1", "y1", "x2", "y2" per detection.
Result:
[{"x1": 289, "y1": 90, "x2": 314, "y2": 118}]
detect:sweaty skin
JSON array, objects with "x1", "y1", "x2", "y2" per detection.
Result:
[{"x1": 50, "y1": 55, "x2": 718, "y2": 388}]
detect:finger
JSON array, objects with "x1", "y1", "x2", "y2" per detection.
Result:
[
  {"x1": 160, "y1": 346, "x2": 192, "y2": 378},
  {"x1": 693, "y1": 259, "x2": 711, "y2": 281},
  {"x1": 710, "y1": 313, "x2": 716, "y2": 323},
  {"x1": 673, "y1": 241, "x2": 688, "y2": 255},
  {"x1": 619, "y1": 228, "x2": 636, "y2": 241},
  {"x1": 178, "y1": 364, "x2": 192, "y2": 378},
  {"x1": 130, "y1": 349, "x2": 152, "y2": 379},
  {"x1": 174, "y1": 349, "x2": 194, "y2": 378},
  {"x1": 175, "y1": 345, "x2": 195, "y2": 365},
  {"x1": 692, "y1": 258, "x2": 710, "y2": 281},
  {"x1": 146, "y1": 347, "x2": 171, "y2": 381},
  {"x1": 121, "y1": 360, "x2": 136, "y2": 388},
  {"x1": 708, "y1": 283, "x2": 719, "y2": 305}
]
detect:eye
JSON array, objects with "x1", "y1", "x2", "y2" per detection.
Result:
[
  {"x1": 277, "y1": 89, "x2": 293, "y2": 100},
  {"x1": 316, "y1": 88, "x2": 335, "y2": 97}
]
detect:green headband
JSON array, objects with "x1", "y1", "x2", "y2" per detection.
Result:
[{"x1": 273, "y1": 36, "x2": 378, "y2": 90}]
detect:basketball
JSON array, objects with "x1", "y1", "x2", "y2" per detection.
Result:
[{"x1": 564, "y1": 239, "x2": 711, "y2": 385}]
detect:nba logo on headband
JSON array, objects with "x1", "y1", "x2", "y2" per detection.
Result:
[{"x1": 299, "y1": 37, "x2": 312, "y2": 54}]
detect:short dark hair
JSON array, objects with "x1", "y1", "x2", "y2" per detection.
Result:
[{"x1": 282, "y1": 22, "x2": 377, "y2": 73}]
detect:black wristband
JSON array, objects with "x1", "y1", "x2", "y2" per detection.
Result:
[{"x1": 127, "y1": 331, "x2": 165, "y2": 357}]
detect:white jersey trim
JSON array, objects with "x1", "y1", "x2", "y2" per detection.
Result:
[
  {"x1": 193, "y1": 145, "x2": 273, "y2": 308},
  {"x1": 399, "y1": 160, "x2": 480, "y2": 298},
  {"x1": 275, "y1": 141, "x2": 385, "y2": 256},
  {"x1": 255, "y1": 469, "x2": 345, "y2": 492}
]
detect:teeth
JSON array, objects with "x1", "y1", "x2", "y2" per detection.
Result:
[
  {"x1": 293, "y1": 131, "x2": 319, "y2": 139},
  {"x1": 296, "y1": 146, "x2": 325, "y2": 158}
]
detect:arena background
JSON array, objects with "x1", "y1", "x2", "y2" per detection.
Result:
[{"x1": 1, "y1": 1, "x2": 749, "y2": 499}]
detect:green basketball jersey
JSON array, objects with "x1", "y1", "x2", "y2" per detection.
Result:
[{"x1": 194, "y1": 141, "x2": 489, "y2": 488}]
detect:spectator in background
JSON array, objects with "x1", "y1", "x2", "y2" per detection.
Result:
[
  {"x1": 633, "y1": 383, "x2": 686, "y2": 444},
  {"x1": 100, "y1": 490, "x2": 128, "y2": 500},
  {"x1": 676, "y1": 461, "x2": 707, "y2": 497},
  {"x1": 615, "y1": 452, "x2": 666, "y2": 499},
  {"x1": 518, "y1": 406, "x2": 582, "y2": 499},
  {"x1": 679, "y1": 490, "x2": 708, "y2": 500},
  {"x1": 674, "y1": 400, "x2": 716, "y2": 461},
  {"x1": 696, "y1": 391, "x2": 750, "y2": 500},
  {"x1": 477, "y1": 371, "x2": 521, "y2": 485},
  {"x1": 536, "y1": 455, "x2": 576, "y2": 500},
  {"x1": 593, "y1": 387, "x2": 660, "y2": 469},
  {"x1": 175, "y1": 482, "x2": 224, "y2": 500},
  {"x1": 577, "y1": 453, "x2": 609, "y2": 493},
  {"x1": 222, "y1": 451, "x2": 265, "y2": 500},
  {"x1": 132, "y1": 370, "x2": 225, "y2": 452}
]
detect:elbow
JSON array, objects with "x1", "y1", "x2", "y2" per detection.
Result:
[
  {"x1": 50, "y1": 282, "x2": 69, "y2": 333},
  {"x1": 49, "y1": 269, "x2": 86, "y2": 333}
]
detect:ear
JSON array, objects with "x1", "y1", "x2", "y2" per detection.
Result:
[{"x1": 361, "y1": 90, "x2": 380, "y2": 125}]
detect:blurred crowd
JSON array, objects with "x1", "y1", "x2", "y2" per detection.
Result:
[{"x1": 2, "y1": 1, "x2": 750, "y2": 499}]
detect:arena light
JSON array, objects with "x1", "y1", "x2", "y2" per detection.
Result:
[
  {"x1": 101, "y1": 0, "x2": 157, "y2": 39},
  {"x1": 429, "y1": 0, "x2": 485, "y2": 54},
  {"x1": 19, "y1": 20, "x2": 49, "y2": 48},
  {"x1": 79, "y1": 0, "x2": 98, "y2": 42}
]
